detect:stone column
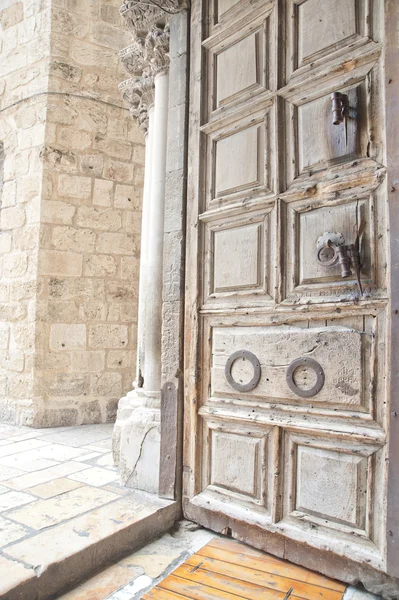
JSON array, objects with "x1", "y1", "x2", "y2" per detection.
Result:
[
  {"x1": 143, "y1": 30, "x2": 170, "y2": 393},
  {"x1": 136, "y1": 102, "x2": 155, "y2": 388},
  {"x1": 113, "y1": 11, "x2": 173, "y2": 493}
]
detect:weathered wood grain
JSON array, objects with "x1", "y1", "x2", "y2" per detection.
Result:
[{"x1": 182, "y1": 0, "x2": 397, "y2": 592}]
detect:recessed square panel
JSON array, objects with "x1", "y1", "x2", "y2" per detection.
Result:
[
  {"x1": 202, "y1": 209, "x2": 274, "y2": 305},
  {"x1": 216, "y1": 33, "x2": 260, "y2": 107},
  {"x1": 296, "y1": 446, "x2": 367, "y2": 529},
  {"x1": 298, "y1": 87, "x2": 361, "y2": 173},
  {"x1": 282, "y1": 430, "x2": 381, "y2": 541},
  {"x1": 284, "y1": 195, "x2": 377, "y2": 301},
  {"x1": 211, "y1": 431, "x2": 261, "y2": 497},
  {"x1": 214, "y1": 223, "x2": 262, "y2": 292},
  {"x1": 297, "y1": 0, "x2": 358, "y2": 66},
  {"x1": 206, "y1": 105, "x2": 273, "y2": 206},
  {"x1": 201, "y1": 419, "x2": 274, "y2": 510},
  {"x1": 286, "y1": 0, "x2": 371, "y2": 80},
  {"x1": 287, "y1": 83, "x2": 365, "y2": 181},
  {"x1": 215, "y1": 125, "x2": 261, "y2": 196},
  {"x1": 207, "y1": 13, "x2": 271, "y2": 114}
]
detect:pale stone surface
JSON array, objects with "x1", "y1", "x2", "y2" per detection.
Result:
[
  {"x1": 0, "y1": 490, "x2": 35, "y2": 512},
  {"x1": 27, "y1": 478, "x2": 83, "y2": 499},
  {"x1": 8, "y1": 483, "x2": 119, "y2": 531},
  {"x1": 50, "y1": 324, "x2": 87, "y2": 351},
  {"x1": 0, "y1": 516, "x2": 29, "y2": 547},
  {"x1": 0, "y1": 555, "x2": 35, "y2": 599},
  {"x1": 0, "y1": 0, "x2": 143, "y2": 427},
  {"x1": 0, "y1": 423, "x2": 177, "y2": 599},
  {"x1": 69, "y1": 466, "x2": 119, "y2": 487},
  {"x1": 4, "y1": 462, "x2": 90, "y2": 491}
]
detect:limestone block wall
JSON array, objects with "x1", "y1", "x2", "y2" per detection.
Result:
[
  {"x1": 0, "y1": 0, "x2": 51, "y2": 424},
  {"x1": 0, "y1": 0, "x2": 144, "y2": 426}
]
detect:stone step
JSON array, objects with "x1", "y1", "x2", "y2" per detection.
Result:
[{"x1": 0, "y1": 491, "x2": 179, "y2": 600}]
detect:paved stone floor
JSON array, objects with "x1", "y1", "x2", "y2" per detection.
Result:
[
  {"x1": 0, "y1": 422, "x2": 121, "y2": 549},
  {"x1": 0, "y1": 422, "x2": 175, "y2": 599}
]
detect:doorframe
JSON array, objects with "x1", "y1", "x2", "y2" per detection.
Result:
[
  {"x1": 175, "y1": 0, "x2": 399, "y2": 594},
  {"x1": 385, "y1": 0, "x2": 399, "y2": 580}
]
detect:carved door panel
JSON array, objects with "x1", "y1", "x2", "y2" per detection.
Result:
[{"x1": 184, "y1": 0, "x2": 398, "y2": 588}]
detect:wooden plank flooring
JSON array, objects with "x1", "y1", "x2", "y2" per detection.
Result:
[{"x1": 143, "y1": 537, "x2": 347, "y2": 600}]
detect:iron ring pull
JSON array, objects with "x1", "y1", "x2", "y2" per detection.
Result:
[
  {"x1": 286, "y1": 357, "x2": 325, "y2": 399},
  {"x1": 225, "y1": 350, "x2": 261, "y2": 393}
]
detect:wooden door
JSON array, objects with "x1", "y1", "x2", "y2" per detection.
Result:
[{"x1": 184, "y1": 0, "x2": 399, "y2": 592}]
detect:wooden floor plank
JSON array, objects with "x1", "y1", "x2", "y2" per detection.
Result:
[
  {"x1": 185, "y1": 555, "x2": 343, "y2": 600},
  {"x1": 142, "y1": 537, "x2": 347, "y2": 600},
  {"x1": 173, "y1": 563, "x2": 295, "y2": 600},
  {"x1": 158, "y1": 573, "x2": 262, "y2": 600},
  {"x1": 143, "y1": 588, "x2": 192, "y2": 600},
  {"x1": 200, "y1": 540, "x2": 346, "y2": 593}
]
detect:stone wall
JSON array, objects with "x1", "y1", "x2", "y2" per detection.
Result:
[
  {"x1": 0, "y1": 0, "x2": 144, "y2": 426},
  {"x1": 0, "y1": 0, "x2": 51, "y2": 425}
]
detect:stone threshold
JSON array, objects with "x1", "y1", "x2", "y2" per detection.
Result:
[{"x1": 0, "y1": 491, "x2": 179, "y2": 600}]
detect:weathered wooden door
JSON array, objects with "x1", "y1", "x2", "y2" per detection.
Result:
[{"x1": 184, "y1": 0, "x2": 399, "y2": 592}]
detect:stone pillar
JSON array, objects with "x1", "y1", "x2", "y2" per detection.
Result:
[
  {"x1": 144, "y1": 69, "x2": 169, "y2": 393},
  {"x1": 137, "y1": 104, "x2": 155, "y2": 388},
  {"x1": 113, "y1": 4, "x2": 180, "y2": 493}
]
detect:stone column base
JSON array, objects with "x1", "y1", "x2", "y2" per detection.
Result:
[{"x1": 112, "y1": 388, "x2": 161, "y2": 494}]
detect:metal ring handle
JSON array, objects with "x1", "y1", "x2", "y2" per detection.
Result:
[
  {"x1": 316, "y1": 243, "x2": 339, "y2": 267},
  {"x1": 225, "y1": 350, "x2": 261, "y2": 393},
  {"x1": 286, "y1": 357, "x2": 325, "y2": 398}
]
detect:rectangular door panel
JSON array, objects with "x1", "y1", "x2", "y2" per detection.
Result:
[{"x1": 211, "y1": 322, "x2": 369, "y2": 412}]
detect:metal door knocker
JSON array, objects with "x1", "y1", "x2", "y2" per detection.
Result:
[
  {"x1": 316, "y1": 230, "x2": 364, "y2": 295},
  {"x1": 225, "y1": 350, "x2": 261, "y2": 393},
  {"x1": 331, "y1": 91, "x2": 350, "y2": 146},
  {"x1": 286, "y1": 357, "x2": 325, "y2": 398}
]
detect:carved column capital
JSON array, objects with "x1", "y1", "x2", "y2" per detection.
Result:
[
  {"x1": 146, "y1": 24, "x2": 170, "y2": 76},
  {"x1": 119, "y1": 75, "x2": 155, "y2": 133},
  {"x1": 119, "y1": 0, "x2": 186, "y2": 127},
  {"x1": 120, "y1": 1, "x2": 187, "y2": 33},
  {"x1": 120, "y1": 31, "x2": 147, "y2": 76}
]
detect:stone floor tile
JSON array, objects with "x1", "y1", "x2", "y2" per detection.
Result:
[
  {"x1": 90, "y1": 438, "x2": 112, "y2": 450},
  {"x1": 7, "y1": 431, "x2": 46, "y2": 442},
  {"x1": 57, "y1": 564, "x2": 143, "y2": 600},
  {"x1": 27, "y1": 477, "x2": 84, "y2": 499},
  {"x1": 0, "y1": 465, "x2": 25, "y2": 481},
  {"x1": 4, "y1": 492, "x2": 173, "y2": 566},
  {"x1": 0, "y1": 516, "x2": 30, "y2": 547},
  {"x1": 0, "y1": 555, "x2": 35, "y2": 597},
  {"x1": 81, "y1": 444, "x2": 109, "y2": 453},
  {"x1": 95, "y1": 452, "x2": 115, "y2": 469},
  {"x1": 0, "y1": 438, "x2": 49, "y2": 458},
  {"x1": 19, "y1": 443, "x2": 90, "y2": 462},
  {"x1": 7, "y1": 485, "x2": 119, "y2": 530},
  {"x1": 0, "y1": 484, "x2": 10, "y2": 494},
  {"x1": 0, "y1": 427, "x2": 28, "y2": 438},
  {"x1": 68, "y1": 467, "x2": 119, "y2": 487},
  {"x1": 0, "y1": 490, "x2": 36, "y2": 511},
  {"x1": 0, "y1": 455, "x2": 59, "y2": 472},
  {"x1": 40, "y1": 424, "x2": 114, "y2": 448},
  {"x1": 3, "y1": 461, "x2": 91, "y2": 491},
  {"x1": 73, "y1": 452, "x2": 103, "y2": 462}
]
